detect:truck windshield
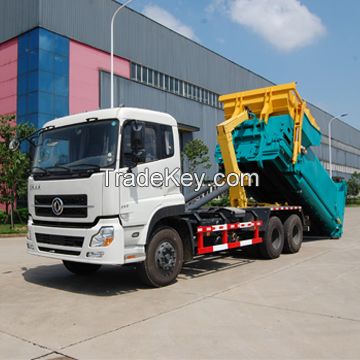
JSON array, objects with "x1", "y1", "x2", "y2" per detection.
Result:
[{"x1": 32, "y1": 119, "x2": 119, "y2": 176}]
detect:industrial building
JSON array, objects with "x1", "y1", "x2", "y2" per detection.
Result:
[{"x1": 0, "y1": 0, "x2": 359, "y2": 179}]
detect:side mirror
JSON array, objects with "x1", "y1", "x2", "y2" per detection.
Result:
[
  {"x1": 131, "y1": 120, "x2": 145, "y2": 149},
  {"x1": 9, "y1": 138, "x2": 20, "y2": 151},
  {"x1": 130, "y1": 120, "x2": 145, "y2": 166}
]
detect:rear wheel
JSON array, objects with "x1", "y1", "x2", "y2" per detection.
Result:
[
  {"x1": 260, "y1": 216, "x2": 284, "y2": 259},
  {"x1": 283, "y1": 214, "x2": 303, "y2": 253},
  {"x1": 137, "y1": 227, "x2": 183, "y2": 287},
  {"x1": 63, "y1": 261, "x2": 101, "y2": 275}
]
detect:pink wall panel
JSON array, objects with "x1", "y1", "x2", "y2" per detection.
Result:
[
  {"x1": 0, "y1": 38, "x2": 18, "y2": 116},
  {"x1": 0, "y1": 38, "x2": 17, "y2": 210},
  {"x1": 69, "y1": 41, "x2": 130, "y2": 114}
]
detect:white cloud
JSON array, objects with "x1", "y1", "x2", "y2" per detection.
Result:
[
  {"x1": 143, "y1": 5, "x2": 199, "y2": 41},
  {"x1": 209, "y1": 0, "x2": 326, "y2": 52},
  {"x1": 206, "y1": 0, "x2": 227, "y2": 14}
]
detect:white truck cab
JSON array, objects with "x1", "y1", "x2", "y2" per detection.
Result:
[{"x1": 27, "y1": 107, "x2": 187, "y2": 285}]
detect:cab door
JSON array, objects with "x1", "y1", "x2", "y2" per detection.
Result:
[{"x1": 119, "y1": 120, "x2": 175, "y2": 227}]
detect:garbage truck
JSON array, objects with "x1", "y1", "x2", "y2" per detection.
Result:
[{"x1": 22, "y1": 82, "x2": 346, "y2": 287}]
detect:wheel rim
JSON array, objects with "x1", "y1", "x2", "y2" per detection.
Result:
[
  {"x1": 155, "y1": 241, "x2": 176, "y2": 273},
  {"x1": 292, "y1": 225, "x2": 301, "y2": 245},
  {"x1": 271, "y1": 228, "x2": 281, "y2": 249}
]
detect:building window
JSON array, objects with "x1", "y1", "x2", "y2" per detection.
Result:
[
  {"x1": 142, "y1": 67, "x2": 148, "y2": 83},
  {"x1": 148, "y1": 69, "x2": 153, "y2": 85},
  {"x1": 154, "y1": 71, "x2": 159, "y2": 87},
  {"x1": 136, "y1": 64, "x2": 141, "y2": 82},
  {"x1": 204, "y1": 90, "x2": 209, "y2": 104},
  {"x1": 170, "y1": 77, "x2": 175, "y2": 92},
  {"x1": 180, "y1": 81, "x2": 185, "y2": 96},
  {"x1": 198, "y1": 88, "x2": 203, "y2": 102},
  {"x1": 131, "y1": 63, "x2": 137, "y2": 80},
  {"x1": 129, "y1": 62, "x2": 222, "y2": 109},
  {"x1": 159, "y1": 73, "x2": 164, "y2": 89},
  {"x1": 165, "y1": 75, "x2": 169, "y2": 90},
  {"x1": 194, "y1": 87, "x2": 199, "y2": 101}
]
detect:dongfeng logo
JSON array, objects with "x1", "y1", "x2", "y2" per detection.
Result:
[{"x1": 51, "y1": 197, "x2": 64, "y2": 216}]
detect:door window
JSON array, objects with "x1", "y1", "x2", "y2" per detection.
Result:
[{"x1": 121, "y1": 121, "x2": 174, "y2": 167}]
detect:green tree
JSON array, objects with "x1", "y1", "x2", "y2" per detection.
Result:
[
  {"x1": 182, "y1": 138, "x2": 211, "y2": 174},
  {"x1": 347, "y1": 172, "x2": 360, "y2": 197},
  {"x1": 0, "y1": 114, "x2": 34, "y2": 228}
]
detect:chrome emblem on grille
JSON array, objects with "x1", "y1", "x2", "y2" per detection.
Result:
[{"x1": 51, "y1": 197, "x2": 64, "y2": 216}]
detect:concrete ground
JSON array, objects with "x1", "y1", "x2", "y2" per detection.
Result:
[{"x1": 1, "y1": 208, "x2": 360, "y2": 360}]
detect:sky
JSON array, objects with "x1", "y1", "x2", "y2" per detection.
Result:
[{"x1": 125, "y1": 0, "x2": 360, "y2": 131}]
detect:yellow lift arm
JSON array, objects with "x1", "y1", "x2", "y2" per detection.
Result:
[
  {"x1": 216, "y1": 82, "x2": 320, "y2": 208},
  {"x1": 216, "y1": 109, "x2": 250, "y2": 208}
]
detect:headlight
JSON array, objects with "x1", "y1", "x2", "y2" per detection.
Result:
[{"x1": 90, "y1": 227, "x2": 114, "y2": 247}]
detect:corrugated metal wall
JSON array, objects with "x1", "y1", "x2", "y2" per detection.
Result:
[
  {"x1": 1, "y1": 0, "x2": 359, "y2": 176},
  {"x1": 0, "y1": 0, "x2": 39, "y2": 43}
]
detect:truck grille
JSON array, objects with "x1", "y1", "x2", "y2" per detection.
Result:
[
  {"x1": 34, "y1": 195, "x2": 88, "y2": 218},
  {"x1": 35, "y1": 233, "x2": 84, "y2": 247}
]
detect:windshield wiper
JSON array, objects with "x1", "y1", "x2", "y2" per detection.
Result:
[
  {"x1": 31, "y1": 167, "x2": 50, "y2": 176},
  {"x1": 68, "y1": 164, "x2": 101, "y2": 172},
  {"x1": 32, "y1": 164, "x2": 101, "y2": 178},
  {"x1": 46, "y1": 165, "x2": 72, "y2": 174}
]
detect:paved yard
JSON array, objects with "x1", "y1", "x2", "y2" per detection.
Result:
[{"x1": 1, "y1": 208, "x2": 360, "y2": 360}]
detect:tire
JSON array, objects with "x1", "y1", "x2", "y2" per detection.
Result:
[
  {"x1": 137, "y1": 227, "x2": 184, "y2": 287},
  {"x1": 259, "y1": 216, "x2": 284, "y2": 259},
  {"x1": 283, "y1": 214, "x2": 303, "y2": 254},
  {"x1": 63, "y1": 260, "x2": 101, "y2": 275}
]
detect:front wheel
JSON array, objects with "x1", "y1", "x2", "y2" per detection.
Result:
[
  {"x1": 63, "y1": 261, "x2": 101, "y2": 275},
  {"x1": 137, "y1": 227, "x2": 184, "y2": 287}
]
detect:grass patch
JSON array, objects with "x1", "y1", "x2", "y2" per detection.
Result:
[
  {"x1": 346, "y1": 197, "x2": 360, "y2": 207},
  {"x1": 0, "y1": 224, "x2": 27, "y2": 235}
]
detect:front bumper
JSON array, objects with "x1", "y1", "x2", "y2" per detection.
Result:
[{"x1": 27, "y1": 217, "x2": 139, "y2": 265}]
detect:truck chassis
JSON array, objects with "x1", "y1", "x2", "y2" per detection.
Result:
[{"x1": 134, "y1": 205, "x2": 309, "y2": 286}]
